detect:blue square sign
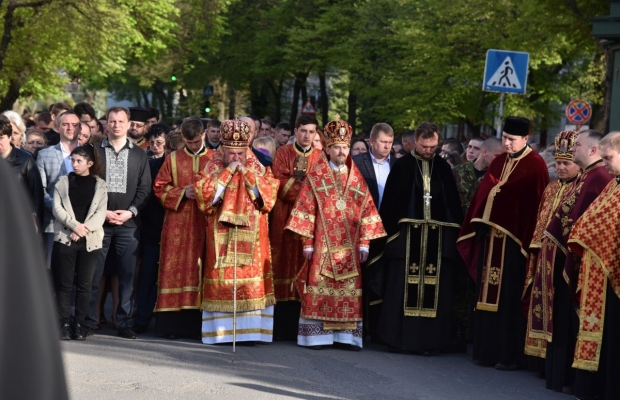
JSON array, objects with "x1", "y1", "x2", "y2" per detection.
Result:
[{"x1": 483, "y1": 50, "x2": 530, "y2": 94}]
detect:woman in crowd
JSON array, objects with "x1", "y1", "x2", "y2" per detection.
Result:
[
  {"x1": 3, "y1": 110, "x2": 26, "y2": 148},
  {"x1": 350, "y1": 138, "x2": 369, "y2": 156},
  {"x1": 23, "y1": 129, "x2": 48, "y2": 155},
  {"x1": 52, "y1": 144, "x2": 107, "y2": 340}
]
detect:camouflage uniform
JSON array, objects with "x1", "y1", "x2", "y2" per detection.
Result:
[
  {"x1": 452, "y1": 161, "x2": 483, "y2": 216},
  {"x1": 451, "y1": 161, "x2": 484, "y2": 343}
]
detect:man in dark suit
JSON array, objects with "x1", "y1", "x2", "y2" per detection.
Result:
[
  {"x1": 351, "y1": 122, "x2": 395, "y2": 343},
  {"x1": 351, "y1": 123, "x2": 395, "y2": 210}
]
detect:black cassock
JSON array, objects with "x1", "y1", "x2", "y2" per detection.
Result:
[{"x1": 368, "y1": 151, "x2": 463, "y2": 352}]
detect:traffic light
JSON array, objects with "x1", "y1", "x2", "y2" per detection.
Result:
[
  {"x1": 171, "y1": 74, "x2": 177, "y2": 82},
  {"x1": 202, "y1": 99, "x2": 211, "y2": 116}
]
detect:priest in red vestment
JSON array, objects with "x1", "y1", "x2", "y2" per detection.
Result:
[
  {"x1": 271, "y1": 114, "x2": 323, "y2": 340},
  {"x1": 152, "y1": 117, "x2": 212, "y2": 339},
  {"x1": 194, "y1": 119, "x2": 279, "y2": 344},
  {"x1": 457, "y1": 116, "x2": 549, "y2": 370},
  {"x1": 527, "y1": 129, "x2": 611, "y2": 392},
  {"x1": 566, "y1": 132, "x2": 620, "y2": 400},
  {"x1": 522, "y1": 130, "x2": 580, "y2": 387},
  {"x1": 285, "y1": 117, "x2": 386, "y2": 350}
]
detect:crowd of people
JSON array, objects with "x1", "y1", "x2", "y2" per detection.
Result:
[{"x1": 2, "y1": 102, "x2": 619, "y2": 400}]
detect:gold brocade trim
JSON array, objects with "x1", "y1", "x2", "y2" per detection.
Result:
[
  {"x1": 360, "y1": 215, "x2": 382, "y2": 225},
  {"x1": 544, "y1": 231, "x2": 568, "y2": 255},
  {"x1": 214, "y1": 222, "x2": 257, "y2": 268},
  {"x1": 456, "y1": 231, "x2": 475, "y2": 243},
  {"x1": 470, "y1": 218, "x2": 529, "y2": 258},
  {"x1": 397, "y1": 218, "x2": 461, "y2": 229},
  {"x1": 273, "y1": 278, "x2": 294, "y2": 284},
  {"x1": 201, "y1": 295, "x2": 276, "y2": 313},
  {"x1": 203, "y1": 276, "x2": 267, "y2": 284},
  {"x1": 369, "y1": 299, "x2": 383, "y2": 306},
  {"x1": 324, "y1": 321, "x2": 357, "y2": 330},
  {"x1": 293, "y1": 145, "x2": 314, "y2": 156},
  {"x1": 279, "y1": 177, "x2": 297, "y2": 200},
  {"x1": 154, "y1": 306, "x2": 201, "y2": 312},
  {"x1": 202, "y1": 312, "x2": 273, "y2": 322},
  {"x1": 202, "y1": 328, "x2": 273, "y2": 338},
  {"x1": 477, "y1": 227, "x2": 506, "y2": 312},
  {"x1": 305, "y1": 285, "x2": 361, "y2": 297},
  {"x1": 219, "y1": 211, "x2": 250, "y2": 226},
  {"x1": 158, "y1": 287, "x2": 201, "y2": 294},
  {"x1": 524, "y1": 344, "x2": 547, "y2": 358},
  {"x1": 482, "y1": 147, "x2": 532, "y2": 221},
  {"x1": 170, "y1": 151, "x2": 178, "y2": 187},
  {"x1": 290, "y1": 208, "x2": 316, "y2": 224}
]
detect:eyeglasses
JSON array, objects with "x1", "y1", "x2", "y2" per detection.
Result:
[
  {"x1": 149, "y1": 140, "x2": 165, "y2": 146},
  {"x1": 130, "y1": 122, "x2": 145, "y2": 129}
]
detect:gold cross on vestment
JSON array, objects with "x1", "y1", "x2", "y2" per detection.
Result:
[
  {"x1": 350, "y1": 181, "x2": 366, "y2": 200},
  {"x1": 338, "y1": 302, "x2": 354, "y2": 315},
  {"x1": 316, "y1": 179, "x2": 335, "y2": 194}
]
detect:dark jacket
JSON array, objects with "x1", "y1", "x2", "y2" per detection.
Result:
[
  {"x1": 5, "y1": 145, "x2": 44, "y2": 228},
  {"x1": 97, "y1": 138, "x2": 151, "y2": 228},
  {"x1": 351, "y1": 151, "x2": 396, "y2": 208}
]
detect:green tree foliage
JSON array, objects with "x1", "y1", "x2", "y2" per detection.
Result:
[{"x1": 0, "y1": 0, "x2": 178, "y2": 111}]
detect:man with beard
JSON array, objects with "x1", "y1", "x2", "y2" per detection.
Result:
[
  {"x1": 194, "y1": 119, "x2": 279, "y2": 344},
  {"x1": 457, "y1": 117, "x2": 549, "y2": 370},
  {"x1": 522, "y1": 131, "x2": 581, "y2": 388},
  {"x1": 368, "y1": 121, "x2": 463, "y2": 354},
  {"x1": 128, "y1": 107, "x2": 150, "y2": 150},
  {"x1": 541, "y1": 129, "x2": 611, "y2": 396},
  {"x1": 285, "y1": 117, "x2": 386, "y2": 350},
  {"x1": 567, "y1": 131, "x2": 620, "y2": 400}
]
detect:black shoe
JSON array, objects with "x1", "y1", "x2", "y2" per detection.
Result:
[
  {"x1": 164, "y1": 332, "x2": 178, "y2": 340},
  {"x1": 61, "y1": 323, "x2": 72, "y2": 340},
  {"x1": 85, "y1": 327, "x2": 95, "y2": 337},
  {"x1": 495, "y1": 363, "x2": 518, "y2": 371},
  {"x1": 72, "y1": 324, "x2": 86, "y2": 340},
  {"x1": 134, "y1": 324, "x2": 148, "y2": 334},
  {"x1": 305, "y1": 345, "x2": 324, "y2": 350},
  {"x1": 117, "y1": 327, "x2": 138, "y2": 339}
]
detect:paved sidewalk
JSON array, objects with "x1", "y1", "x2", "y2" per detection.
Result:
[{"x1": 62, "y1": 326, "x2": 568, "y2": 400}]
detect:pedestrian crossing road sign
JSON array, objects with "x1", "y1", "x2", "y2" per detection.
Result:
[{"x1": 483, "y1": 49, "x2": 529, "y2": 94}]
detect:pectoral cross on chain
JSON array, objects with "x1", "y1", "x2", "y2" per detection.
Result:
[{"x1": 423, "y1": 192, "x2": 432, "y2": 206}]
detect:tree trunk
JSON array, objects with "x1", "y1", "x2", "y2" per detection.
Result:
[
  {"x1": 347, "y1": 91, "x2": 357, "y2": 135},
  {"x1": 600, "y1": 46, "x2": 613, "y2": 132},
  {"x1": 289, "y1": 75, "x2": 302, "y2": 127},
  {"x1": 227, "y1": 86, "x2": 236, "y2": 120},
  {"x1": 319, "y1": 71, "x2": 328, "y2": 126},
  {"x1": 0, "y1": 77, "x2": 21, "y2": 111}
]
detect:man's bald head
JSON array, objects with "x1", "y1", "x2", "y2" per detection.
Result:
[{"x1": 481, "y1": 137, "x2": 502, "y2": 152}]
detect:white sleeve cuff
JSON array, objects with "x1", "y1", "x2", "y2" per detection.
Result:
[{"x1": 212, "y1": 183, "x2": 226, "y2": 205}]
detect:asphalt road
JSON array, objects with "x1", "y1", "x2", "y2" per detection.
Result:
[{"x1": 62, "y1": 324, "x2": 569, "y2": 400}]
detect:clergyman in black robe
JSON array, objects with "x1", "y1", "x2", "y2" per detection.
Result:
[{"x1": 368, "y1": 122, "x2": 463, "y2": 353}]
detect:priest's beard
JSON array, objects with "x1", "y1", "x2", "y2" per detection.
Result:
[
  {"x1": 330, "y1": 154, "x2": 347, "y2": 166},
  {"x1": 128, "y1": 129, "x2": 143, "y2": 141}
]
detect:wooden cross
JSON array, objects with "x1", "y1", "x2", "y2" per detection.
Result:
[
  {"x1": 350, "y1": 181, "x2": 366, "y2": 200},
  {"x1": 316, "y1": 179, "x2": 335, "y2": 194},
  {"x1": 423, "y1": 192, "x2": 432, "y2": 206}
]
